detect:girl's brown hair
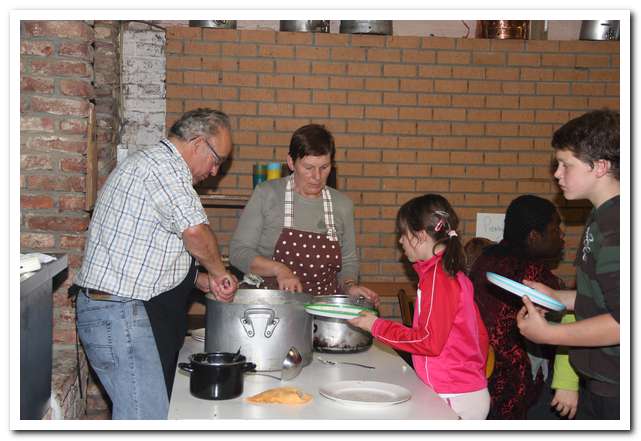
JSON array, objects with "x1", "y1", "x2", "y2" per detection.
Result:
[{"x1": 396, "y1": 194, "x2": 465, "y2": 277}]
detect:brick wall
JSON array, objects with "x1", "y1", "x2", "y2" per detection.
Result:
[
  {"x1": 21, "y1": 19, "x2": 120, "y2": 345},
  {"x1": 20, "y1": 20, "x2": 120, "y2": 418},
  {"x1": 120, "y1": 23, "x2": 166, "y2": 152},
  {"x1": 165, "y1": 28, "x2": 619, "y2": 286}
]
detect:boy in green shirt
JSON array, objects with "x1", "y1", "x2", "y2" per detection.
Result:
[{"x1": 517, "y1": 109, "x2": 620, "y2": 419}]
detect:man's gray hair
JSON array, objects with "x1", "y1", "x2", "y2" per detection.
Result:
[{"x1": 169, "y1": 108, "x2": 231, "y2": 141}]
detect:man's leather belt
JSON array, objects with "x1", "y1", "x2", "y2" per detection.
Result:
[{"x1": 84, "y1": 288, "x2": 131, "y2": 302}]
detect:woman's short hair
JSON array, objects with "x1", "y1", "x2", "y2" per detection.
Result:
[{"x1": 288, "y1": 124, "x2": 335, "y2": 161}]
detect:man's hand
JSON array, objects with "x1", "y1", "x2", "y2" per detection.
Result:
[
  {"x1": 195, "y1": 272, "x2": 211, "y2": 292},
  {"x1": 516, "y1": 296, "x2": 554, "y2": 344},
  {"x1": 348, "y1": 311, "x2": 378, "y2": 333},
  {"x1": 209, "y1": 272, "x2": 238, "y2": 303},
  {"x1": 346, "y1": 285, "x2": 381, "y2": 309},
  {"x1": 551, "y1": 389, "x2": 578, "y2": 419}
]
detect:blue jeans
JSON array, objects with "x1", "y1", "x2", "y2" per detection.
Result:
[{"x1": 76, "y1": 292, "x2": 169, "y2": 419}]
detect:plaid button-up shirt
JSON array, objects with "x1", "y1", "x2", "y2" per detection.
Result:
[{"x1": 75, "y1": 138, "x2": 208, "y2": 300}]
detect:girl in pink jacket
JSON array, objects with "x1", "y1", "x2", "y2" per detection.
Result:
[{"x1": 350, "y1": 194, "x2": 490, "y2": 419}]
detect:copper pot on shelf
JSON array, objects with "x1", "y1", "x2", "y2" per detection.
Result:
[{"x1": 477, "y1": 20, "x2": 529, "y2": 39}]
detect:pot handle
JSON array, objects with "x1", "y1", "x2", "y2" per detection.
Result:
[
  {"x1": 242, "y1": 362, "x2": 257, "y2": 373},
  {"x1": 240, "y1": 308, "x2": 280, "y2": 338},
  {"x1": 178, "y1": 362, "x2": 194, "y2": 374}
]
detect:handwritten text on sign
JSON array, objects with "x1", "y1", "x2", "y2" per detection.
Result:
[{"x1": 475, "y1": 213, "x2": 505, "y2": 242}]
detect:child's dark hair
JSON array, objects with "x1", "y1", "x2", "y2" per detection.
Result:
[
  {"x1": 503, "y1": 195, "x2": 558, "y2": 254},
  {"x1": 464, "y1": 237, "x2": 495, "y2": 275},
  {"x1": 396, "y1": 194, "x2": 465, "y2": 277},
  {"x1": 551, "y1": 108, "x2": 619, "y2": 180}
]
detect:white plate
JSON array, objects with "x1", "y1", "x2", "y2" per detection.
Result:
[
  {"x1": 304, "y1": 303, "x2": 376, "y2": 320},
  {"x1": 319, "y1": 381, "x2": 411, "y2": 407},
  {"x1": 190, "y1": 328, "x2": 205, "y2": 342},
  {"x1": 486, "y1": 272, "x2": 565, "y2": 311}
]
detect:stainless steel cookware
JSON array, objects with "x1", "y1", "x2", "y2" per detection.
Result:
[
  {"x1": 312, "y1": 295, "x2": 374, "y2": 353},
  {"x1": 579, "y1": 20, "x2": 620, "y2": 41},
  {"x1": 339, "y1": 20, "x2": 392, "y2": 35},
  {"x1": 189, "y1": 20, "x2": 237, "y2": 29},
  {"x1": 280, "y1": 20, "x2": 329, "y2": 33},
  {"x1": 205, "y1": 289, "x2": 313, "y2": 372}
]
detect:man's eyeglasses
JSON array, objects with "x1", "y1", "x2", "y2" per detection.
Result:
[{"x1": 195, "y1": 136, "x2": 226, "y2": 166}]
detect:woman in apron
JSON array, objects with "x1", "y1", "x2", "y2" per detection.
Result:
[{"x1": 230, "y1": 124, "x2": 379, "y2": 306}]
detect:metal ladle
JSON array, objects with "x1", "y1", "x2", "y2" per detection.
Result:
[
  {"x1": 280, "y1": 346, "x2": 303, "y2": 381},
  {"x1": 248, "y1": 346, "x2": 303, "y2": 381}
]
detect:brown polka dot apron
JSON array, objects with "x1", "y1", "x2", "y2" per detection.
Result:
[{"x1": 265, "y1": 175, "x2": 342, "y2": 296}]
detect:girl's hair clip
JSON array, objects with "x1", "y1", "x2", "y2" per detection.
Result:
[{"x1": 434, "y1": 219, "x2": 445, "y2": 232}]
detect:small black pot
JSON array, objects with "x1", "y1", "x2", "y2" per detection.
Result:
[{"x1": 179, "y1": 352, "x2": 256, "y2": 400}]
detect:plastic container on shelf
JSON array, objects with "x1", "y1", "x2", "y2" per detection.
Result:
[
  {"x1": 252, "y1": 164, "x2": 267, "y2": 188},
  {"x1": 266, "y1": 162, "x2": 282, "y2": 180}
]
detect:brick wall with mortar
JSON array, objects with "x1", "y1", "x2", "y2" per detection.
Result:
[
  {"x1": 20, "y1": 20, "x2": 120, "y2": 419},
  {"x1": 120, "y1": 23, "x2": 166, "y2": 153},
  {"x1": 165, "y1": 28, "x2": 619, "y2": 296}
]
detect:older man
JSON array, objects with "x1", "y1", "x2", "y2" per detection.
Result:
[{"x1": 74, "y1": 108, "x2": 237, "y2": 419}]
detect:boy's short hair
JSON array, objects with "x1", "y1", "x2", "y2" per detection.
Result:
[{"x1": 551, "y1": 108, "x2": 619, "y2": 180}]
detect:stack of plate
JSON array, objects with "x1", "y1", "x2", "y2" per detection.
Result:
[{"x1": 190, "y1": 328, "x2": 206, "y2": 342}]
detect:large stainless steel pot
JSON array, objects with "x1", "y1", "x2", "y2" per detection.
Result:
[
  {"x1": 189, "y1": 20, "x2": 237, "y2": 29},
  {"x1": 580, "y1": 20, "x2": 619, "y2": 41},
  {"x1": 339, "y1": 20, "x2": 392, "y2": 35},
  {"x1": 312, "y1": 295, "x2": 374, "y2": 353},
  {"x1": 280, "y1": 20, "x2": 329, "y2": 33},
  {"x1": 205, "y1": 289, "x2": 313, "y2": 372}
]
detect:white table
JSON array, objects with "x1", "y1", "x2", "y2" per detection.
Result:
[{"x1": 169, "y1": 337, "x2": 458, "y2": 421}]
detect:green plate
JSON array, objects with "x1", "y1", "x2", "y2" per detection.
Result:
[{"x1": 304, "y1": 303, "x2": 378, "y2": 320}]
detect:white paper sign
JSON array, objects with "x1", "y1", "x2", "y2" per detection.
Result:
[{"x1": 475, "y1": 213, "x2": 505, "y2": 242}]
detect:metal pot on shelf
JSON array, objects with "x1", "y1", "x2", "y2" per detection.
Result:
[
  {"x1": 339, "y1": 20, "x2": 392, "y2": 35},
  {"x1": 204, "y1": 289, "x2": 313, "y2": 372},
  {"x1": 312, "y1": 295, "x2": 374, "y2": 353},
  {"x1": 579, "y1": 20, "x2": 619, "y2": 41},
  {"x1": 477, "y1": 20, "x2": 529, "y2": 39},
  {"x1": 188, "y1": 20, "x2": 237, "y2": 29},
  {"x1": 279, "y1": 20, "x2": 329, "y2": 33}
]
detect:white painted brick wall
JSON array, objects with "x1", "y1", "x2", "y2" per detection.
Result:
[{"x1": 120, "y1": 27, "x2": 166, "y2": 155}]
